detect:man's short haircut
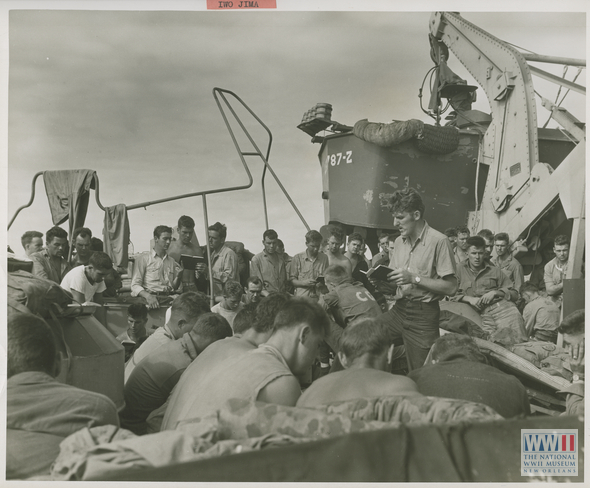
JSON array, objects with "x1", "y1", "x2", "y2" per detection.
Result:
[
  {"x1": 554, "y1": 235, "x2": 570, "y2": 247},
  {"x1": 276, "y1": 239, "x2": 285, "y2": 251},
  {"x1": 430, "y1": 333, "x2": 487, "y2": 364},
  {"x1": 190, "y1": 312, "x2": 233, "y2": 342},
  {"x1": 520, "y1": 282, "x2": 539, "y2": 295},
  {"x1": 46, "y1": 226, "x2": 68, "y2": 243},
  {"x1": 477, "y1": 229, "x2": 494, "y2": 240},
  {"x1": 388, "y1": 187, "x2": 425, "y2": 219},
  {"x1": 348, "y1": 232, "x2": 364, "y2": 245},
  {"x1": 73, "y1": 227, "x2": 92, "y2": 240},
  {"x1": 254, "y1": 293, "x2": 291, "y2": 334},
  {"x1": 170, "y1": 292, "x2": 210, "y2": 320},
  {"x1": 246, "y1": 276, "x2": 263, "y2": 288},
  {"x1": 154, "y1": 225, "x2": 173, "y2": 239},
  {"x1": 444, "y1": 227, "x2": 458, "y2": 238},
  {"x1": 223, "y1": 279, "x2": 243, "y2": 298},
  {"x1": 305, "y1": 230, "x2": 323, "y2": 244},
  {"x1": 178, "y1": 215, "x2": 195, "y2": 229},
  {"x1": 273, "y1": 297, "x2": 330, "y2": 337},
  {"x1": 8, "y1": 313, "x2": 58, "y2": 378},
  {"x1": 328, "y1": 225, "x2": 344, "y2": 242},
  {"x1": 232, "y1": 302, "x2": 258, "y2": 335},
  {"x1": 208, "y1": 222, "x2": 227, "y2": 240},
  {"x1": 91, "y1": 237, "x2": 103, "y2": 252},
  {"x1": 263, "y1": 229, "x2": 278, "y2": 241},
  {"x1": 558, "y1": 309, "x2": 584, "y2": 335},
  {"x1": 127, "y1": 303, "x2": 148, "y2": 320},
  {"x1": 340, "y1": 319, "x2": 392, "y2": 363},
  {"x1": 21, "y1": 230, "x2": 43, "y2": 248},
  {"x1": 89, "y1": 251, "x2": 113, "y2": 270},
  {"x1": 324, "y1": 264, "x2": 350, "y2": 286},
  {"x1": 387, "y1": 234, "x2": 397, "y2": 243},
  {"x1": 455, "y1": 225, "x2": 470, "y2": 236},
  {"x1": 466, "y1": 236, "x2": 486, "y2": 250},
  {"x1": 494, "y1": 232, "x2": 510, "y2": 244}
]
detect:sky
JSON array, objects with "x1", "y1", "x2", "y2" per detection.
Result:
[{"x1": 3, "y1": 2, "x2": 587, "y2": 260}]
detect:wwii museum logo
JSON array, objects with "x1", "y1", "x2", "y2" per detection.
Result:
[{"x1": 521, "y1": 429, "x2": 578, "y2": 476}]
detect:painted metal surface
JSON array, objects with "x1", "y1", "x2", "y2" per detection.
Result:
[{"x1": 319, "y1": 130, "x2": 485, "y2": 233}]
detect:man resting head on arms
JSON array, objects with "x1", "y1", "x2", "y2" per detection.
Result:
[{"x1": 297, "y1": 319, "x2": 421, "y2": 407}]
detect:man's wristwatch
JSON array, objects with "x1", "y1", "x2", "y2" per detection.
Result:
[{"x1": 414, "y1": 275, "x2": 421, "y2": 285}]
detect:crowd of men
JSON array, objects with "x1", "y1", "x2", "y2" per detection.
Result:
[{"x1": 7, "y1": 186, "x2": 584, "y2": 479}]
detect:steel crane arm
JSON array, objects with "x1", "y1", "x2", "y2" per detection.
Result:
[{"x1": 429, "y1": 12, "x2": 539, "y2": 212}]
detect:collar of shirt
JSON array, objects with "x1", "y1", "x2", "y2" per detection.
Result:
[
  {"x1": 8, "y1": 371, "x2": 54, "y2": 386},
  {"x1": 210, "y1": 245, "x2": 226, "y2": 262},
  {"x1": 401, "y1": 221, "x2": 429, "y2": 250},
  {"x1": 151, "y1": 248, "x2": 168, "y2": 260},
  {"x1": 466, "y1": 260, "x2": 492, "y2": 277}
]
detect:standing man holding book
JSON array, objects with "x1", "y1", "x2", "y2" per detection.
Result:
[
  {"x1": 372, "y1": 187, "x2": 457, "y2": 371},
  {"x1": 168, "y1": 215, "x2": 206, "y2": 294}
]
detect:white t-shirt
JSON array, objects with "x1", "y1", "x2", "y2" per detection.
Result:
[
  {"x1": 60, "y1": 265, "x2": 106, "y2": 302},
  {"x1": 211, "y1": 302, "x2": 243, "y2": 329}
]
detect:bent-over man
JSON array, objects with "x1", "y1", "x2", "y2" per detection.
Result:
[
  {"x1": 60, "y1": 251, "x2": 113, "y2": 304},
  {"x1": 297, "y1": 318, "x2": 421, "y2": 407}
]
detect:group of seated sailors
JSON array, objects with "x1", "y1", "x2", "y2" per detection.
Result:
[{"x1": 7, "y1": 186, "x2": 584, "y2": 479}]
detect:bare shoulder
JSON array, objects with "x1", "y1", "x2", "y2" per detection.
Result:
[{"x1": 256, "y1": 375, "x2": 301, "y2": 406}]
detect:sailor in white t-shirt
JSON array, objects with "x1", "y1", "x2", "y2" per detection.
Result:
[{"x1": 60, "y1": 251, "x2": 113, "y2": 304}]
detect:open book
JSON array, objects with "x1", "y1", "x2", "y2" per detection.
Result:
[
  {"x1": 180, "y1": 254, "x2": 206, "y2": 270},
  {"x1": 360, "y1": 264, "x2": 395, "y2": 281}
]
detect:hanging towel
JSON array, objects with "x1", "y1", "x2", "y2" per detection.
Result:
[
  {"x1": 43, "y1": 170, "x2": 96, "y2": 235},
  {"x1": 103, "y1": 204, "x2": 130, "y2": 268}
]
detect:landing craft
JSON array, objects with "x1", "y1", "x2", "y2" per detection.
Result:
[{"x1": 6, "y1": 11, "x2": 585, "y2": 482}]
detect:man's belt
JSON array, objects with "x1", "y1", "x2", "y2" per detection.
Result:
[{"x1": 147, "y1": 290, "x2": 172, "y2": 297}]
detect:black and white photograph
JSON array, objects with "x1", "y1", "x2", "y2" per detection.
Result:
[{"x1": 3, "y1": 0, "x2": 587, "y2": 482}]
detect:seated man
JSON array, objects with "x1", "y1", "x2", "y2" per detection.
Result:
[
  {"x1": 30, "y1": 226, "x2": 71, "y2": 284},
  {"x1": 7, "y1": 313, "x2": 119, "y2": 479},
  {"x1": 124, "y1": 292, "x2": 210, "y2": 382},
  {"x1": 297, "y1": 319, "x2": 421, "y2": 407},
  {"x1": 250, "y1": 229, "x2": 289, "y2": 294},
  {"x1": 60, "y1": 251, "x2": 113, "y2": 304},
  {"x1": 371, "y1": 233, "x2": 393, "y2": 268},
  {"x1": 156, "y1": 294, "x2": 290, "y2": 432},
  {"x1": 211, "y1": 279, "x2": 244, "y2": 329},
  {"x1": 408, "y1": 333, "x2": 530, "y2": 418},
  {"x1": 69, "y1": 227, "x2": 94, "y2": 267},
  {"x1": 242, "y1": 276, "x2": 263, "y2": 305},
  {"x1": 454, "y1": 225, "x2": 470, "y2": 264},
  {"x1": 453, "y1": 236, "x2": 526, "y2": 342},
  {"x1": 521, "y1": 282, "x2": 560, "y2": 342},
  {"x1": 131, "y1": 225, "x2": 183, "y2": 310},
  {"x1": 491, "y1": 232, "x2": 524, "y2": 292},
  {"x1": 199, "y1": 221, "x2": 240, "y2": 297},
  {"x1": 117, "y1": 303, "x2": 153, "y2": 363},
  {"x1": 120, "y1": 313, "x2": 232, "y2": 435},
  {"x1": 290, "y1": 230, "x2": 329, "y2": 300},
  {"x1": 544, "y1": 234, "x2": 570, "y2": 308},
  {"x1": 21, "y1": 230, "x2": 44, "y2": 258},
  {"x1": 162, "y1": 297, "x2": 329, "y2": 430},
  {"x1": 324, "y1": 225, "x2": 352, "y2": 276},
  {"x1": 557, "y1": 310, "x2": 584, "y2": 416},
  {"x1": 167, "y1": 215, "x2": 206, "y2": 293}
]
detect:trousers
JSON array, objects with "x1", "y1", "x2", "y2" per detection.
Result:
[{"x1": 377, "y1": 299, "x2": 440, "y2": 371}]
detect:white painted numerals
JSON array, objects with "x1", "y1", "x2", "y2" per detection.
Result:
[{"x1": 327, "y1": 150, "x2": 353, "y2": 166}]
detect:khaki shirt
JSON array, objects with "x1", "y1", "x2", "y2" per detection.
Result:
[{"x1": 388, "y1": 222, "x2": 456, "y2": 302}]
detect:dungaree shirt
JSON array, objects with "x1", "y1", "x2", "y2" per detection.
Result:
[{"x1": 388, "y1": 222, "x2": 456, "y2": 302}]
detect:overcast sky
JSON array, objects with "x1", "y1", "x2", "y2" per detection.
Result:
[{"x1": 3, "y1": 2, "x2": 586, "y2": 258}]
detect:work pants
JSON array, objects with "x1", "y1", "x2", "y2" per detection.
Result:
[{"x1": 377, "y1": 298, "x2": 440, "y2": 371}]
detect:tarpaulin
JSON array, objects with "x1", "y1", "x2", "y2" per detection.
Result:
[{"x1": 103, "y1": 204, "x2": 130, "y2": 268}]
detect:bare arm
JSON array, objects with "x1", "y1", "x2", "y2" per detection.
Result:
[
  {"x1": 256, "y1": 375, "x2": 301, "y2": 406},
  {"x1": 69, "y1": 288, "x2": 86, "y2": 304}
]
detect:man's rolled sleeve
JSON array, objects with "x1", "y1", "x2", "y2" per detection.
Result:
[
  {"x1": 130, "y1": 254, "x2": 147, "y2": 297},
  {"x1": 435, "y1": 239, "x2": 457, "y2": 280}
]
